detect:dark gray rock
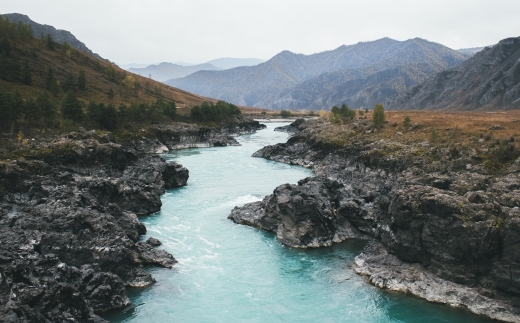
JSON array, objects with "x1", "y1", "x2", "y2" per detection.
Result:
[{"x1": 146, "y1": 237, "x2": 162, "y2": 247}]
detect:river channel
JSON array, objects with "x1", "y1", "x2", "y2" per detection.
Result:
[{"x1": 106, "y1": 123, "x2": 493, "y2": 323}]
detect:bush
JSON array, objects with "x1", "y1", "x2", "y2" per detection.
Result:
[{"x1": 280, "y1": 110, "x2": 291, "y2": 117}]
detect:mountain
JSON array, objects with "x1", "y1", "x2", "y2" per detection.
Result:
[
  {"x1": 386, "y1": 37, "x2": 520, "y2": 111},
  {"x1": 457, "y1": 47, "x2": 487, "y2": 56},
  {"x1": 128, "y1": 62, "x2": 221, "y2": 82},
  {"x1": 166, "y1": 38, "x2": 469, "y2": 110},
  {"x1": 0, "y1": 14, "x2": 210, "y2": 109},
  {"x1": 206, "y1": 57, "x2": 264, "y2": 69},
  {"x1": 2, "y1": 13, "x2": 104, "y2": 60}
]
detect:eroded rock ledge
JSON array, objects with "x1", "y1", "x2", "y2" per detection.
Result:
[
  {"x1": 0, "y1": 119, "x2": 264, "y2": 322},
  {"x1": 230, "y1": 119, "x2": 520, "y2": 322}
]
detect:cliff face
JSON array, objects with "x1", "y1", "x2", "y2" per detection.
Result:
[
  {"x1": 229, "y1": 119, "x2": 520, "y2": 322},
  {"x1": 387, "y1": 37, "x2": 520, "y2": 110}
]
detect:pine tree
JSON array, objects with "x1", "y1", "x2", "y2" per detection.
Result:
[
  {"x1": 77, "y1": 70, "x2": 86, "y2": 90},
  {"x1": 21, "y1": 59, "x2": 31, "y2": 85},
  {"x1": 45, "y1": 33, "x2": 54, "y2": 50},
  {"x1": 61, "y1": 90, "x2": 83, "y2": 123},
  {"x1": 36, "y1": 91, "x2": 56, "y2": 122},
  {"x1": 63, "y1": 72, "x2": 77, "y2": 92},
  {"x1": 107, "y1": 88, "x2": 114, "y2": 100}
]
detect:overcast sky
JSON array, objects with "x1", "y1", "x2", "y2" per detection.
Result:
[{"x1": 2, "y1": 0, "x2": 519, "y2": 65}]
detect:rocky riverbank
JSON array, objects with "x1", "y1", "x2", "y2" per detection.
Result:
[
  {"x1": 229, "y1": 118, "x2": 520, "y2": 322},
  {"x1": 0, "y1": 118, "x2": 264, "y2": 322}
]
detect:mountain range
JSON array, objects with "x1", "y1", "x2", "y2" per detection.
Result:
[
  {"x1": 126, "y1": 58, "x2": 264, "y2": 82},
  {"x1": 166, "y1": 38, "x2": 472, "y2": 110},
  {"x1": 386, "y1": 37, "x2": 520, "y2": 110}
]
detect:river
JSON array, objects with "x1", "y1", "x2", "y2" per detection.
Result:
[{"x1": 105, "y1": 123, "x2": 493, "y2": 323}]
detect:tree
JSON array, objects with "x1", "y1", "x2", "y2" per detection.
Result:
[
  {"x1": 106, "y1": 63, "x2": 116, "y2": 82},
  {"x1": 403, "y1": 116, "x2": 411, "y2": 128},
  {"x1": 107, "y1": 88, "x2": 114, "y2": 100},
  {"x1": 280, "y1": 110, "x2": 291, "y2": 117},
  {"x1": 45, "y1": 33, "x2": 55, "y2": 50},
  {"x1": 21, "y1": 59, "x2": 31, "y2": 85},
  {"x1": 36, "y1": 91, "x2": 56, "y2": 122},
  {"x1": 62, "y1": 72, "x2": 77, "y2": 93},
  {"x1": 61, "y1": 90, "x2": 83, "y2": 123},
  {"x1": 77, "y1": 70, "x2": 86, "y2": 90},
  {"x1": 45, "y1": 68, "x2": 60, "y2": 96},
  {"x1": 372, "y1": 103, "x2": 385, "y2": 129}
]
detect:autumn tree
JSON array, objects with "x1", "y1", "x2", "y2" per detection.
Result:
[{"x1": 372, "y1": 103, "x2": 385, "y2": 129}]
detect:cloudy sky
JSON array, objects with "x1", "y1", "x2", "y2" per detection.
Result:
[{"x1": 2, "y1": 0, "x2": 519, "y2": 65}]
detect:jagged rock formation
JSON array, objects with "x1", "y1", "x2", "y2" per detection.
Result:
[
  {"x1": 0, "y1": 119, "x2": 264, "y2": 322},
  {"x1": 230, "y1": 119, "x2": 520, "y2": 321},
  {"x1": 167, "y1": 38, "x2": 469, "y2": 109},
  {"x1": 387, "y1": 37, "x2": 520, "y2": 110},
  {"x1": 2, "y1": 13, "x2": 104, "y2": 60}
]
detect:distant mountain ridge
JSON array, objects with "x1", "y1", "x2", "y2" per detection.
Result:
[
  {"x1": 386, "y1": 37, "x2": 520, "y2": 110},
  {"x1": 128, "y1": 62, "x2": 220, "y2": 82},
  {"x1": 167, "y1": 38, "x2": 470, "y2": 110},
  {"x1": 2, "y1": 13, "x2": 104, "y2": 60},
  {"x1": 126, "y1": 58, "x2": 265, "y2": 82}
]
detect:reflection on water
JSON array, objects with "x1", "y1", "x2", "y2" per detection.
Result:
[{"x1": 104, "y1": 123, "x2": 494, "y2": 323}]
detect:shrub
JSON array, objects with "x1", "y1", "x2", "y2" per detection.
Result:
[{"x1": 280, "y1": 110, "x2": 291, "y2": 117}]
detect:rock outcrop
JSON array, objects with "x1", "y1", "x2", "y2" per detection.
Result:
[
  {"x1": 0, "y1": 119, "x2": 264, "y2": 322},
  {"x1": 230, "y1": 119, "x2": 520, "y2": 321}
]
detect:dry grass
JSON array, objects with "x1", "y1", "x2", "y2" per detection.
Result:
[{"x1": 381, "y1": 110, "x2": 520, "y2": 142}]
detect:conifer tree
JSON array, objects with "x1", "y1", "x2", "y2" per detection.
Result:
[
  {"x1": 77, "y1": 70, "x2": 86, "y2": 90},
  {"x1": 61, "y1": 90, "x2": 83, "y2": 123},
  {"x1": 21, "y1": 59, "x2": 31, "y2": 85}
]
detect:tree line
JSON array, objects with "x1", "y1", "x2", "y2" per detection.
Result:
[
  {"x1": 0, "y1": 85, "x2": 177, "y2": 132},
  {"x1": 190, "y1": 101, "x2": 241, "y2": 122}
]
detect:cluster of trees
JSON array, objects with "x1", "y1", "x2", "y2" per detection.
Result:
[
  {"x1": 0, "y1": 85, "x2": 178, "y2": 132},
  {"x1": 190, "y1": 101, "x2": 241, "y2": 122},
  {"x1": 0, "y1": 17, "x2": 34, "y2": 83},
  {"x1": 330, "y1": 104, "x2": 356, "y2": 122},
  {"x1": 45, "y1": 67, "x2": 87, "y2": 96}
]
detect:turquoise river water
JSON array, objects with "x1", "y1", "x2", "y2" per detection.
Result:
[{"x1": 105, "y1": 123, "x2": 494, "y2": 323}]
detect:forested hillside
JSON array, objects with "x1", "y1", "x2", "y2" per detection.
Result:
[{"x1": 0, "y1": 14, "x2": 213, "y2": 135}]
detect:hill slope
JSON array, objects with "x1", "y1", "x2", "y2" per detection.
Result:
[
  {"x1": 167, "y1": 38, "x2": 469, "y2": 109},
  {"x1": 386, "y1": 37, "x2": 520, "y2": 110}
]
